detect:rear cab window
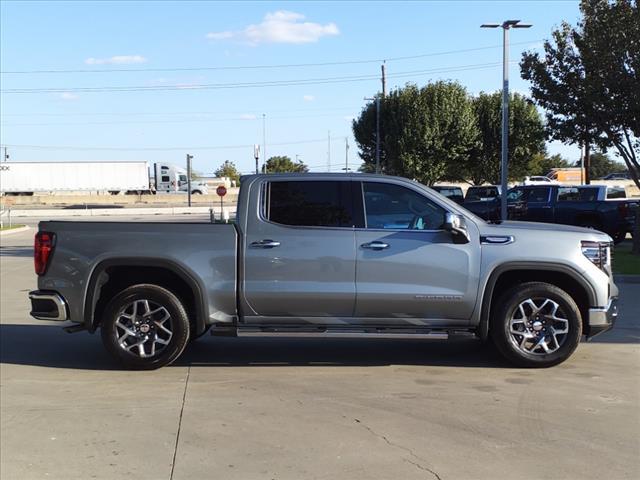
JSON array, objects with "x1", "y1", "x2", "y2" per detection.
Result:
[{"x1": 264, "y1": 180, "x2": 358, "y2": 228}]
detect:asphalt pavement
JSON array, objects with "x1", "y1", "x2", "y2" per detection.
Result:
[{"x1": 1, "y1": 221, "x2": 639, "y2": 480}]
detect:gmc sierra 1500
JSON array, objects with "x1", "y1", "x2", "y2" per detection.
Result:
[{"x1": 29, "y1": 174, "x2": 618, "y2": 369}]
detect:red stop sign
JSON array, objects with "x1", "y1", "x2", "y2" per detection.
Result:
[{"x1": 216, "y1": 185, "x2": 227, "y2": 197}]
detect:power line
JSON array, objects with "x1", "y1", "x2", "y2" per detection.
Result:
[
  {"x1": 0, "y1": 112, "x2": 359, "y2": 127},
  {"x1": 0, "y1": 61, "x2": 508, "y2": 94},
  {"x1": 0, "y1": 40, "x2": 542, "y2": 75},
  {"x1": 0, "y1": 137, "x2": 347, "y2": 152},
  {"x1": 0, "y1": 106, "x2": 358, "y2": 117}
]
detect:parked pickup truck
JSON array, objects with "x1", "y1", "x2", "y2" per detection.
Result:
[
  {"x1": 506, "y1": 185, "x2": 637, "y2": 243},
  {"x1": 30, "y1": 174, "x2": 618, "y2": 369}
]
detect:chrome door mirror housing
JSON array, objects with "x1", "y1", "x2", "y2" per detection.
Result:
[{"x1": 443, "y1": 212, "x2": 470, "y2": 244}]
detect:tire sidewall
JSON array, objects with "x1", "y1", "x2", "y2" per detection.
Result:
[
  {"x1": 492, "y1": 283, "x2": 582, "y2": 367},
  {"x1": 101, "y1": 285, "x2": 190, "y2": 370}
]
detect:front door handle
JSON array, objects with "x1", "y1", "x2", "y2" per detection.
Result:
[
  {"x1": 250, "y1": 239, "x2": 281, "y2": 249},
  {"x1": 361, "y1": 241, "x2": 390, "y2": 250}
]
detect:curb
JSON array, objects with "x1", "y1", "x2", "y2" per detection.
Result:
[{"x1": 0, "y1": 225, "x2": 31, "y2": 236}]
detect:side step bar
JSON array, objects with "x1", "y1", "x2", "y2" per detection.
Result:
[{"x1": 236, "y1": 327, "x2": 450, "y2": 340}]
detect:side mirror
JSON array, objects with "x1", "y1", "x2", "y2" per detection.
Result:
[{"x1": 443, "y1": 212, "x2": 470, "y2": 244}]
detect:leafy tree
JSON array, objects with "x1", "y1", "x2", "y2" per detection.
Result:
[
  {"x1": 571, "y1": 151, "x2": 628, "y2": 179},
  {"x1": 520, "y1": 0, "x2": 639, "y2": 188},
  {"x1": 214, "y1": 160, "x2": 240, "y2": 183},
  {"x1": 528, "y1": 153, "x2": 571, "y2": 176},
  {"x1": 464, "y1": 91, "x2": 546, "y2": 185},
  {"x1": 264, "y1": 155, "x2": 308, "y2": 173},
  {"x1": 353, "y1": 81, "x2": 477, "y2": 185}
]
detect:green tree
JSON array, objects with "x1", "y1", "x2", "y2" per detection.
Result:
[
  {"x1": 571, "y1": 151, "x2": 628, "y2": 179},
  {"x1": 464, "y1": 91, "x2": 546, "y2": 185},
  {"x1": 264, "y1": 155, "x2": 308, "y2": 173},
  {"x1": 520, "y1": 0, "x2": 639, "y2": 188},
  {"x1": 528, "y1": 153, "x2": 571, "y2": 177},
  {"x1": 214, "y1": 160, "x2": 240, "y2": 183},
  {"x1": 353, "y1": 81, "x2": 477, "y2": 185}
]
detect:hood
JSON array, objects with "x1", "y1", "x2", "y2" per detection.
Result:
[{"x1": 478, "y1": 220, "x2": 612, "y2": 240}]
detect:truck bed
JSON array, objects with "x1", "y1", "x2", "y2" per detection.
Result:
[{"x1": 37, "y1": 220, "x2": 239, "y2": 329}]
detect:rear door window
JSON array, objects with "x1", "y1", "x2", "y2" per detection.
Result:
[
  {"x1": 558, "y1": 187, "x2": 582, "y2": 202},
  {"x1": 526, "y1": 187, "x2": 551, "y2": 203},
  {"x1": 265, "y1": 181, "x2": 355, "y2": 228}
]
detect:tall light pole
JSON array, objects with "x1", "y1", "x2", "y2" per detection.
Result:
[
  {"x1": 364, "y1": 96, "x2": 381, "y2": 174},
  {"x1": 262, "y1": 113, "x2": 266, "y2": 173},
  {"x1": 481, "y1": 19, "x2": 531, "y2": 220}
]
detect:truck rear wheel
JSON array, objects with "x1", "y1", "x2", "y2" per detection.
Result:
[
  {"x1": 490, "y1": 282, "x2": 582, "y2": 368},
  {"x1": 100, "y1": 284, "x2": 190, "y2": 370}
]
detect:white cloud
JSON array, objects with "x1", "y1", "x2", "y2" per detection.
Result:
[
  {"x1": 239, "y1": 113, "x2": 257, "y2": 120},
  {"x1": 206, "y1": 11, "x2": 339, "y2": 45},
  {"x1": 58, "y1": 92, "x2": 79, "y2": 101},
  {"x1": 85, "y1": 55, "x2": 148, "y2": 65},
  {"x1": 303, "y1": 94, "x2": 315, "y2": 102}
]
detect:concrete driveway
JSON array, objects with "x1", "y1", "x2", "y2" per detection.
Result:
[{"x1": 1, "y1": 224, "x2": 639, "y2": 480}]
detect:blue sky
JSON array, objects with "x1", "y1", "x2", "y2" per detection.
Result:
[{"x1": 1, "y1": 0, "x2": 584, "y2": 175}]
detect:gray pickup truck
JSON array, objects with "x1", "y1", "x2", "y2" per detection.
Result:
[{"x1": 30, "y1": 174, "x2": 618, "y2": 369}]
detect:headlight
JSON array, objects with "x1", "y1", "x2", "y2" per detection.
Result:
[{"x1": 581, "y1": 241, "x2": 611, "y2": 271}]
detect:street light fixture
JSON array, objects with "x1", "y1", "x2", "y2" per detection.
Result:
[{"x1": 481, "y1": 19, "x2": 531, "y2": 221}]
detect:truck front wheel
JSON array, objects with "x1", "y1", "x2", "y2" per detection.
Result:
[
  {"x1": 100, "y1": 284, "x2": 190, "y2": 370},
  {"x1": 490, "y1": 282, "x2": 582, "y2": 368}
]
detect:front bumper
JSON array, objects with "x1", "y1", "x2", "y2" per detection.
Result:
[
  {"x1": 586, "y1": 297, "x2": 618, "y2": 339},
  {"x1": 29, "y1": 290, "x2": 69, "y2": 321}
]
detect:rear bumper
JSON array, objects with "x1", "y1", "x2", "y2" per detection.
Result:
[
  {"x1": 29, "y1": 290, "x2": 69, "y2": 321},
  {"x1": 586, "y1": 297, "x2": 618, "y2": 338}
]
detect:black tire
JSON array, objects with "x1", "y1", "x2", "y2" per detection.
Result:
[
  {"x1": 490, "y1": 282, "x2": 582, "y2": 368},
  {"x1": 100, "y1": 284, "x2": 190, "y2": 370}
]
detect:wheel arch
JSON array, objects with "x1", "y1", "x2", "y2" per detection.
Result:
[
  {"x1": 84, "y1": 258, "x2": 208, "y2": 335},
  {"x1": 478, "y1": 262, "x2": 596, "y2": 341}
]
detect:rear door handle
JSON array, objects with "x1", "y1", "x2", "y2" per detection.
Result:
[
  {"x1": 250, "y1": 239, "x2": 281, "y2": 249},
  {"x1": 361, "y1": 241, "x2": 390, "y2": 250}
]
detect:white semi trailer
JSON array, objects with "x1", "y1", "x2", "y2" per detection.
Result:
[
  {"x1": 0, "y1": 161, "x2": 211, "y2": 196},
  {"x1": 0, "y1": 161, "x2": 150, "y2": 195}
]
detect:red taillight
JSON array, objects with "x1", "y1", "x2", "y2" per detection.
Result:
[{"x1": 34, "y1": 231, "x2": 55, "y2": 275}]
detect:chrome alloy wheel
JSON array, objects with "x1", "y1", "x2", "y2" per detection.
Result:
[
  {"x1": 114, "y1": 299, "x2": 173, "y2": 358},
  {"x1": 509, "y1": 298, "x2": 569, "y2": 355}
]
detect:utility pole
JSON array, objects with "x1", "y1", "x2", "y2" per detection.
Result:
[
  {"x1": 345, "y1": 137, "x2": 349, "y2": 172},
  {"x1": 481, "y1": 19, "x2": 532, "y2": 221},
  {"x1": 381, "y1": 63, "x2": 386, "y2": 97},
  {"x1": 262, "y1": 114, "x2": 266, "y2": 173},
  {"x1": 584, "y1": 142, "x2": 591, "y2": 184},
  {"x1": 327, "y1": 131, "x2": 331, "y2": 172},
  {"x1": 186, "y1": 154, "x2": 193, "y2": 207},
  {"x1": 3, "y1": 147, "x2": 8, "y2": 162},
  {"x1": 375, "y1": 97, "x2": 380, "y2": 174}
]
